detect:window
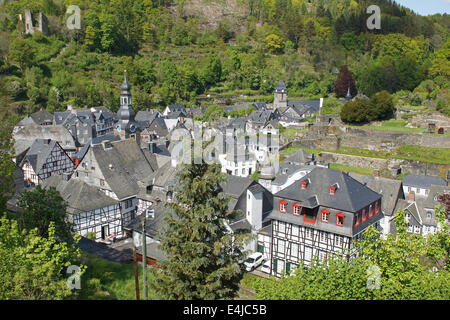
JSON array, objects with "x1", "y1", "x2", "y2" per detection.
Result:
[
  {"x1": 279, "y1": 200, "x2": 287, "y2": 213},
  {"x1": 300, "y1": 180, "x2": 308, "y2": 190},
  {"x1": 293, "y1": 203, "x2": 301, "y2": 216},
  {"x1": 278, "y1": 222, "x2": 286, "y2": 233},
  {"x1": 375, "y1": 200, "x2": 381, "y2": 214},
  {"x1": 355, "y1": 211, "x2": 360, "y2": 226},
  {"x1": 336, "y1": 213, "x2": 345, "y2": 226},
  {"x1": 329, "y1": 186, "x2": 335, "y2": 195},
  {"x1": 362, "y1": 208, "x2": 367, "y2": 222},
  {"x1": 318, "y1": 251, "x2": 327, "y2": 261},
  {"x1": 334, "y1": 235, "x2": 343, "y2": 247},
  {"x1": 321, "y1": 209, "x2": 329, "y2": 222},
  {"x1": 320, "y1": 232, "x2": 328, "y2": 243},
  {"x1": 408, "y1": 187, "x2": 411, "y2": 192},
  {"x1": 369, "y1": 204, "x2": 374, "y2": 218},
  {"x1": 305, "y1": 228, "x2": 313, "y2": 239},
  {"x1": 426, "y1": 212, "x2": 432, "y2": 219},
  {"x1": 100, "y1": 179, "x2": 105, "y2": 187}
]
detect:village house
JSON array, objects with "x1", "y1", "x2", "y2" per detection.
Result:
[
  {"x1": 263, "y1": 167, "x2": 383, "y2": 276},
  {"x1": 42, "y1": 175, "x2": 123, "y2": 241},
  {"x1": 19, "y1": 138, "x2": 76, "y2": 186}
]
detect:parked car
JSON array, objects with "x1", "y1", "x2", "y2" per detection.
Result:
[
  {"x1": 244, "y1": 252, "x2": 264, "y2": 272},
  {"x1": 261, "y1": 260, "x2": 271, "y2": 274}
]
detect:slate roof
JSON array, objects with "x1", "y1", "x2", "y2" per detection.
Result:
[
  {"x1": 16, "y1": 114, "x2": 38, "y2": 127},
  {"x1": 247, "y1": 110, "x2": 273, "y2": 124},
  {"x1": 135, "y1": 109, "x2": 161, "y2": 122},
  {"x1": 423, "y1": 185, "x2": 450, "y2": 209},
  {"x1": 20, "y1": 139, "x2": 58, "y2": 173},
  {"x1": 166, "y1": 103, "x2": 186, "y2": 113},
  {"x1": 13, "y1": 125, "x2": 77, "y2": 150},
  {"x1": 349, "y1": 173, "x2": 404, "y2": 217},
  {"x1": 275, "y1": 80, "x2": 287, "y2": 92},
  {"x1": 91, "y1": 139, "x2": 154, "y2": 200},
  {"x1": 275, "y1": 167, "x2": 381, "y2": 213},
  {"x1": 42, "y1": 175, "x2": 118, "y2": 215},
  {"x1": 144, "y1": 117, "x2": 169, "y2": 137},
  {"x1": 403, "y1": 174, "x2": 447, "y2": 189},
  {"x1": 124, "y1": 203, "x2": 169, "y2": 239},
  {"x1": 284, "y1": 149, "x2": 312, "y2": 165},
  {"x1": 30, "y1": 109, "x2": 53, "y2": 125}
]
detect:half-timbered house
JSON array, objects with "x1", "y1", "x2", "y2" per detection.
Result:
[
  {"x1": 20, "y1": 138, "x2": 75, "y2": 186},
  {"x1": 42, "y1": 175, "x2": 122, "y2": 241},
  {"x1": 265, "y1": 167, "x2": 383, "y2": 276}
]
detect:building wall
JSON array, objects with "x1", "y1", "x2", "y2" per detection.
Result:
[{"x1": 72, "y1": 204, "x2": 122, "y2": 240}]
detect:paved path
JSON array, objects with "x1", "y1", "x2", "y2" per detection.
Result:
[{"x1": 76, "y1": 237, "x2": 133, "y2": 264}]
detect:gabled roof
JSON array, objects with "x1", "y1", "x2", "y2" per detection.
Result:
[
  {"x1": 13, "y1": 125, "x2": 77, "y2": 150},
  {"x1": 16, "y1": 114, "x2": 37, "y2": 127},
  {"x1": 30, "y1": 109, "x2": 53, "y2": 125},
  {"x1": 403, "y1": 174, "x2": 447, "y2": 189},
  {"x1": 135, "y1": 109, "x2": 160, "y2": 122},
  {"x1": 90, "y1": 139, "x2": 154, "y2": 199},
  {"x1": 422, "y1": 185, "x2": 450, "y2": 209},
  {"x1": 349, "y1": 173, "x2": 404, "y2": 217},
  {"x1": 275, "y1": 167, "x2": 381, "y2": 213},
  {"x1": 42, "y1": 175, "x2": 118, "y2": 215},
  {"x1": 144, "y1": 117, "x2": 169, "y2": 137},
  {"x1": 20, "y1": 139, "x2": 59, "y2": 173},
  {"x1": 165, "y1": 103, "x2": 185, "y2": 113}
]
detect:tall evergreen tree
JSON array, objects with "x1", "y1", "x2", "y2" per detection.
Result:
[{"x1": 150, "y1": 162, "x2": 250, "y2": 299}]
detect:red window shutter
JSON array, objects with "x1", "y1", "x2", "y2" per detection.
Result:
[
  {"x1": 355, "y1": 211, "x2": 360, "y2": 226},
  {"x1": 362, "y1": 208, "x2": 367, "y2": 222}
]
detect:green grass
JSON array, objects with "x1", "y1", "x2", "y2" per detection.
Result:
[
  {"x1": 76, "y1": 252, "x2": 157, "y2": 300},
  {"x1": 394, "y1": 144, "x2": 450, "y2": 165},
  {"x1": 329, "y1": 163, "x2": 374, "y2": 175}
]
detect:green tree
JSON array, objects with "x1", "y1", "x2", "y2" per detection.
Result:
[
  {"x1": 253, "y1": 209, "x2": 450, "y2": 300},
  {"x1": 265, "y1": 34, "x2": 285, "y2": 54},
  {"x1": 0, "y1": 115, "x2": 16, "y2": 214},
  {"x1": 0, "y1": 215, "x2": 84, "y2": 300},
  {"x1": 150, "y1": 162, "x2": 250, "y2": 299},
  {"x1": 17, "y1": 185, "x2": 73, "y2": 242},
  {"x1": 201, "y1": 53, "x2": 222, "y2": 87},
  {"x1": 8, "y1": 38, "x2": 36, "y2": 71},
  {"x1": 368, "y1": 90, "x2": 394, "y2": 121}
]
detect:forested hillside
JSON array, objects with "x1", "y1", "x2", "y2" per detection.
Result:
[{"x1": 0, "y1": 0, "x2": 448, "y2": 117}]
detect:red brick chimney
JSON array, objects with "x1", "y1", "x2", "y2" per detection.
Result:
[{"x1": 408, "y1": 191, "x2": 415, "y2": 203}]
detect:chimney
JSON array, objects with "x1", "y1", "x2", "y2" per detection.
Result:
[{"x1": 408, "y1": 191, "x2": 415, "y2": 203}]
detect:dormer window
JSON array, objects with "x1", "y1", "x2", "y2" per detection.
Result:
[
  {"x1": 336, "y1": 213, "x2": 345, "y2": 226},
  {"x1": 375, "y1": 199, "x2": 381, "y2": 214},
  {"x1": 300, "y1": 180, "x2": 309, "y2": 190},
  {"x1": 355, "y1": 211, "x2": 360, "y2": 226},
  {"x1": 369, "y1": 204, "x2": 374, "y2": 218},
  {"x1": 321, "y1": 209, "x2": 329, "y2": 223},
  {"x1": 279, "y1": 200, "x2": 287, "y2": 213},
  {"x1": 362, "y1": 208, "x2": 367, "y2": 222},
  {"x1": 293, "y1": 203, "x2": 302, "y2": 216},
  {"x1": 329, "y1": 183, "x2": 338, "y2": 195}
]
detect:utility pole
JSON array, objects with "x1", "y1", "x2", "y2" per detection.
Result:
[
  {"x1": 142, "y1": 215, "x2": 148, "y2": 300},
  {"x1": 133, "y1": 245, "x2": 140, "y2": 300}
]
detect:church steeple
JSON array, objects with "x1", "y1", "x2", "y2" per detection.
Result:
[{"x1": 116, "y1": 70, "x2": 137, "y2": 139}]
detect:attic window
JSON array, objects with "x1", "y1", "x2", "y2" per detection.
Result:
[
  {"x1": 336, "y1": 213, "x2": 345, "y2": 226},
  {"x1": 279, "y1": 200, "x2": 287, "y2": 213},
  {"x1": 329, "y1": 186, "x2": 335, "y2": 195},
  {"x1": 293, "y1": 203, "x2": 301, "y2": 216},
  {"x1": 300, "y1": 180, "x2": 308, "y2": 190},
  {"x1": 355, "y1": 211, "x2": 360, "y2": 226},
  {"x1": 321, "y1": 209, "x2": 329, "y2": 223},
  {"x1": 376, "y1": 199, "x2": 381, "y2": 214}
]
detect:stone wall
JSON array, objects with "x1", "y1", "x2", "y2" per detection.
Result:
[{"x1": 317, "y1": 151, "x2": 450, "y2": 179}]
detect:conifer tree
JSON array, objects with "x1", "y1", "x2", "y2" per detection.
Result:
[{"x1": 150, "y1": 162, "x2": 250, "y2": 299}]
